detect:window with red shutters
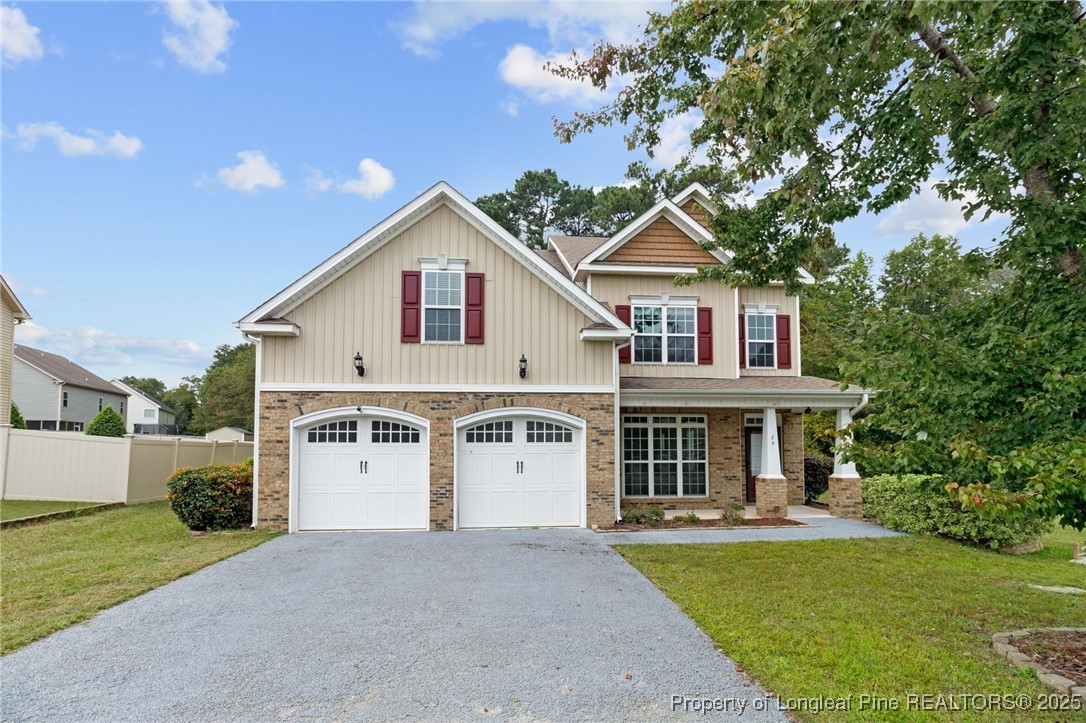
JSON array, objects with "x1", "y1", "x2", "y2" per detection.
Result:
[
  {"x1": 696, "y1": 307, "x2": 713, "y2": 364},
  {"x1": 464, "y1": 272, "x2": 485, "y2": 344},
  {"x1": 401, "y1": 271, "x2": 421, "y2": 343},
  {"x1": 738, "y1": 314, "x2": 746, "y2": 369},
  {"x1": 616, "y1": 305, "x2": 632, "y2": 364}
]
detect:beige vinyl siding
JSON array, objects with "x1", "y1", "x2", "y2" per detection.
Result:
[
  {"x1": 601, "y1": 217, "x2": 719, "y2": 265},
  {"x1": 262, "y1": 205, "x2": 613, "y2": 386},
  {"x1": 739, "y1": 286, "x2": 800, "y2": 377},
  {"x1": 1, "y1": 300, "x2": 13, "y2": 425},
  {"x1": 589, "y1": 273, "x2": 737, "y2": 379}
]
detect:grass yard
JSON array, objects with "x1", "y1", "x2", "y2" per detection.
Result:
[
  {"x1": 1, "y1": 501, "x2": 277, "y2": 654},
  {"x1": 0, "y1": 499, "x2": 98, "y2": 521},
  {"x1": 617, "y1": 528, "x2": 1086, "y2": 722}
]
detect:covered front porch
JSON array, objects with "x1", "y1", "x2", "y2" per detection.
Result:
[{"x1": 618, "y1": 376, "x2": 870, "y2": 522}]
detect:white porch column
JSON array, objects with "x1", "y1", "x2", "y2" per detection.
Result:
[
  {"x1": 755, "y1": 406, "x2": 788, "y2": 518},
  {"x1": 759, "y1": 407, "x2": 784, "y2": 479},
  {"x1": 833, "y1": 408, "x2": 859, "y2": 478}
]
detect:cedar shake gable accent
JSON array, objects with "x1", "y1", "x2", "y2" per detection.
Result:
[{"x1": 600, "y1": 216, "x2": 721, "y2": 265}]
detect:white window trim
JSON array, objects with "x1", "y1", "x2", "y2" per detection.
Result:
[
  {"x1": 631, "y1": 295, "x2": 699, "y2": 366},
  {"x1": 621, "y1": 414, "x2": 709, "y2": 499},
  {"x1": 744, "y1": 303, "x2": 778, "y2": 370},
  {"x1": 420, "y1": 257, "x2": 467, "y2": 345}
]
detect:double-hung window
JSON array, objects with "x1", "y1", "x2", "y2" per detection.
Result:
[
  {"x1": 746, "y1": 311, "x2": 776, "y2": 369},
  {"x1": 421, "y1": 258, "x2": 465, "y2": 343},
  {"x1": 622, "y1": 415, "x2": 708, "y2": 498},
  {"x1": 632, "y1": 298, "x2": 697, "y2": 364}
]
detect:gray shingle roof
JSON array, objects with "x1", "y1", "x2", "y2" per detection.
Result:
[
  {"x1": 15, "y1": 345, "x2": 127, "y2": 396},
  {"x1": 549, "y1": 236, "x2": 610, "y2": 270}
]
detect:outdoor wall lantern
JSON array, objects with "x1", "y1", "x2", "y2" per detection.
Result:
[
  {"x1": 354, "y1": 352, "x2": 366, "y2": 378},
  {"x1": 519, "y1": 354, "x2": 528, "y2": 379}
]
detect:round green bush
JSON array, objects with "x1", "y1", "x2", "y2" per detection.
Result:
[
  {"x1": 804, "y1": 454, "x2": 833, "y2": 503},
  {"x1": 166, "y1": 460, "x2": 253, "y2": 531},
  {"x1": 86, "y1": 406, "x2": 126, "y2": 437},
  {"x1": 864, "y1": 474, "x2": 1053, "y2": 549}
]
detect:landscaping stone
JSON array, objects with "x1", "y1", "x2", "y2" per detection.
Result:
[
  {"x1": 993, "y1": 627, "x2": 1086, "y2": 697},
  {"x1": 1029, "y1": 585, "x2": 1086, "y2": 595}
]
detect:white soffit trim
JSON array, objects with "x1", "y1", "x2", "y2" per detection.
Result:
[
  {"x1": 579, "y1": 328, "x2": 633, "y2": 341},
  {"x1": 578, "y1": 199, "x2": 732, "y2": 270},
  {"x1": 260, "y1": 382, "x2": 616, "y2": 393},
  {"x1": 239, "y1": 182, "x2": 629, "y2": 333},
  {"x1": 670, "y1": 182, "x2": 719, "y2": 215},
  {"x1": 1, "y1": 275, "x2": 31, "y2": 321},
  {"x1": 236, "y1": 321, "x2": 300, "y2": 336}
]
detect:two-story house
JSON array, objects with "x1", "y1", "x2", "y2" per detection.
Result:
[
  {"x1": 13, "y1": 345, "x2": 129, "y2": 432},
  {"x1": 238, "y1": 182, "x2": 867, "y2": 533},
  {"x1": 110, "y1": 379, "x2": 178, "y2": 435},
  {"x1": 1, "y1": 277, "x2": 31, "y2": 426}
]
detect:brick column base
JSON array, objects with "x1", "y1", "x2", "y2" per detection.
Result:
[
  {"x1": 829, "y1": 475, "x2": 863, "y2": 519},
  {"x1": 755, "y1": 476, "x2": 789, "y2": 518}
]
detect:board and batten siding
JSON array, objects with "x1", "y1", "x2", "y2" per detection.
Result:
[
  {"x1": 262, "y1": 205, "x2": 614, "y2": 387},
  {"x1": 739, "y1": 286, "x2": 800, "y2": 377},
  {"x1": 0, "y1": 300, "x2": 14, "y2": 425},
  {"x1": 588, "y1": 273, "x2": 738, "y2": 379}
]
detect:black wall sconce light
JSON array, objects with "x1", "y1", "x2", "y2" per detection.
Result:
[
  {"x1": 354, "y1": 352, "x2": 366, "y2": 378},
  {"x1": 518, "y1": 354, "x2": 528, "y2": 379}
]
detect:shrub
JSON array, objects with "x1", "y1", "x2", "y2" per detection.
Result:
[
  {"x1": 864, "y1": 474, "x2": 1053, "y2": 549},
  {"x1": 804, "y1": 454, "x2": 834, "y2": 503},
  {"x1": 167, "y1": 460, "x2": 253, "y2": 531},
  {"x1": 9, "y1": 403, "x2": 26, "y2": 429},
  {"x1": 622, "y1": 503, "x2": 666, "y2": 526},
  {"x1": 645, "y1": 504, "x2": 665, "y2": 527},
  {"x1": 673, "y1": 512, "x2": 701, "y2": 524},
  {"x1": 720, "y1": 503, "x2": 746, "y2": 526},
  {"x1": 86, "y1": 406, "x2": 125, "y2": 437}
]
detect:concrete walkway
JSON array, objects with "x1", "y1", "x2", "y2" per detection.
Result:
[
  {"x1": 2, "y1": 529, "x2": 789, "y2": 722},
  {"x1": 601, "y1": 506, "x2": 903, "y2": 545}
]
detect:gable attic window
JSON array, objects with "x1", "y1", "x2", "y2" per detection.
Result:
[{"x1": 420, "y1": 257, "x2": 466, "y2": 344}]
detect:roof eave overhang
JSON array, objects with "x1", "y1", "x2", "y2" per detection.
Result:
[
  {"x1": 620, "y1": 388, "x2": 871, "y2": 409},
  {"x1": 580, "y1": 328, "x2": 634, "y2": 341},
  {"x1": 236, "y1": 321, "x2": 301, "y2": 337}
]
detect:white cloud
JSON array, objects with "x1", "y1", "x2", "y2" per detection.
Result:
[
  {"x1": 499, "y1": 95, "x2": 520, "y2": 117},
  {"x1": 876, "y1": 181, "x2": 1009, "y2": 237},
  {"x1": 337, "y1": 158, "x2": 395, "y2": 200},
  {"x1": 12, "y1": 122, "x2": 143, "y2": 158},
  {"x1": 1, "y1": 5, "x2": 44, "y2": 66},
  {"x1": 162, "y1": 0, "x2": 237, "y2": 74},
  {"x1": 302, "y1": 167, "x2": 334, "y2": 193},
  {"x1": 398, "y1": 1, "x2": 662, "y2": 57},
  {"x1": 215, "y1": 151, "x2": 285, "y2": 192},
  {"x1": 499, "y1": 44, "x2": 605, "y2": 105},
  {"x1": 651, "y1": 111, "x2": 708, "y2": 169},
  {"x1": 5, "y1": 277, "x2": 49, "y2": 298},
  {"x1": 16, "y1": 322, "x2": 205, "y2": 367}
]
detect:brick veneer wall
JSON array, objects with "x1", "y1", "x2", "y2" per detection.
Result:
[
  {"x1": 257, "y1": 391, "x2": 615, "y2": 531},
  {"x1": 782, "y1": 411, "x2": 806, "y2": 505}
]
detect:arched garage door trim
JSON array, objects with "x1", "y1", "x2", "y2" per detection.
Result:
[
  {"x1": 453, "y1": 407, "x2": 587, "y2": 530},
  {"x1": 289, "y1": 406, "x2": 431, "y2": 532}
]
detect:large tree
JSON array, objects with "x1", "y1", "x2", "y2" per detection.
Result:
[
  {"x1": 118, "y1": 376, "x2": 167, "y2": 402},
  {"x1": 189, "y1": 343, "x2": 255, "y2": 434},
  {"x1": 553, "y1": 1, "x2": 1084, "y2": 289}
]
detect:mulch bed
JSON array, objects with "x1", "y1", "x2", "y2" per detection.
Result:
[
  {"x1": 599, "y1": 517, "x2": 807, "y2": 532},
  {"x1": 1016, "y1": 630, "x2": 1086, "y2": 686}
]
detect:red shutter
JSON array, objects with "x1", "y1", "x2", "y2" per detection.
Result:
[
  {"x1": 464, "y1": 273, "x2": 485, "y2": 344},
  {"x1": 738, "y1": 314, "x2": 746, "y2": 369},
  {"x1": 696, "y1": 307, "x2": 713, "y2": 364},
  {"x1": 616, "y1": 305, "x2": 632, "y2": 364},
  {"x1": 776, "y1": 314, "x2": 792, "y2": 369},
  {"x1": 401, "y1": 271, "x2": 421, "y2": 343}
]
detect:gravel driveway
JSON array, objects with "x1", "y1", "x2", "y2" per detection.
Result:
[{"x1": 2, "y1": 530, "x2": 786, "y2": 722}]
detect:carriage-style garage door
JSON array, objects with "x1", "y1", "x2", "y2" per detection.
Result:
[
  {"x1": 298, "y1": 415, "x2": 428, "y2": 530},
  {"x1": 457, "y1": 414, "x2": 582, "y2": 529}
]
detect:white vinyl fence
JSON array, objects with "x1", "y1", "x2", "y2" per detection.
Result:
[{"x1": 0, "y1": 428, "x2": 254, "y2": 503}]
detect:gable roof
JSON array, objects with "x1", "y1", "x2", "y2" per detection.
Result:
[
  {"x1": 110, "y1": 379, "x2": 175, "y2": 413},
  {"x1": 671, "y1": 182, "x2": 719, "y2": 216},
  {"x1": 1, "y1": 276, "x2": 30, "y2": 321},
  {"x1": 533, "y1": 248, "x2": 570, "y2": 279},
  {"x1": 238, "y1": 182, "x2": 631, "y2": 338},
  {"x1": 15, "y1": 345, "x2": 125, "y2": 395},
  {"x1": 548, "y1": 235, "x2": 610, "y2": 277}
]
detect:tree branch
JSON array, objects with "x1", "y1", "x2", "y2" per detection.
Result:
[{"x1": 914, "y1": 20, "x2": 998, "y2": 117}]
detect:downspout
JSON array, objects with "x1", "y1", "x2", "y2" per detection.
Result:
[
  {"x1": 613, "y1": 339, "x2": 624, "y2": 524},
  {"x1": 245, "y1": 333, "x2": 262, "y2": 528},
  {"x1": 849, "y1": 393, "x2": 870, "y2": 418}
]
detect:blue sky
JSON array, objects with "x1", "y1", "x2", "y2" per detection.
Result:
[{"x1": 2, "y1": 1, "x2": 1008, "y2": 386}]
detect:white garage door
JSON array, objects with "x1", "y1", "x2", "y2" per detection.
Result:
[
  {"x1": 298, "y1": 416, "x2": 428, "y2": 530},
  {"x1": 457, "y1": 416, "x2": 581, "y2": 529}
]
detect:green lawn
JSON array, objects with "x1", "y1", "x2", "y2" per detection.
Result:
[
  {"x1": 617, "y1": 528, "x2": 1086, "y2": 722},
  {"x1": 0, "y1": 499, "x2": 98, "y2": 521},
  {"x1": 1, "y1": 501, "x2": 277, "y2": 653}
]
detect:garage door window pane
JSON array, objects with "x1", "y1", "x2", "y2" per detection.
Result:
[
  {"x1": 371, "y1": 420, "x2": 421, "y2": 444},
  {"x1": 465, "y1": 420, "x2": 513, "y2": 443},
  {"x1": 526, "y1": 420, "x2": 574, "y2": 443},
  {"x1": 307, "y1": 420, "x2": 358, "y2": 443}
]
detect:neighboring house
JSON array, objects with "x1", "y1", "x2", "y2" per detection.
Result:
[
  {"x1": 1, "y1": 277, "x2": 31, "y2": 426},
  {"x1": 206, "y1": 426, "x2": 254, "y2": 442},
  {"x1": 238, "y1": 181, "x2": 868, "y2": 533},
  {"x1": 13, "y1": 346, "x2": 129, "y2": 432},
  {"x1": 110, "y1": 380, "x2": 177, "y2": 435}
]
